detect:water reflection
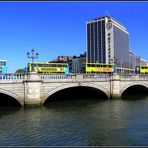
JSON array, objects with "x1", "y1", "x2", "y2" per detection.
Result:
[
  {"x1": 0, "y1": 96, "x2": 148, "y2": 146},
  {"x1": 0, "y1": 106, "x2": 21, "y2": 118}
]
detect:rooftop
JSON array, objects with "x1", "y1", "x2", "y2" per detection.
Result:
[{"x1": 87, "y1": 15, "x2": 127, "y2": 31}]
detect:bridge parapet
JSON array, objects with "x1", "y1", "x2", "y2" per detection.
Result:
[
  {"x1": 0, "y1": 73, "x2": 26, "y2": 80},
  {"x1": 120, "y1": 75, "x2": 148, "y2": 81},
  {"x1": 39, "y1": 73, "x2": 111, "y2": 82},
  {"x1": 39, "y1": 73, "x2": 76, "y2": 80},
  {"x1": 0, "y1": 73, "x2": 112, "y2": 82},
  {"x1": 1, "y1": 73, "x2": 148, "y2": 82}
]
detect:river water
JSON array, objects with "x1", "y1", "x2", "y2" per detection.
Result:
[{"x1": 1, "y1": 96, "x2": 148, "y2": 146}]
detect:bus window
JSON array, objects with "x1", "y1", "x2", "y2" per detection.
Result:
[
  {"x1": 87, "y1": 64, "x2": 90, "y2": 67},
  {"x1": 96, "y1": 64, "x2": 100, "y2": 67}
]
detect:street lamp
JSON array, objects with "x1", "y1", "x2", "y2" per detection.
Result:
[
  {"x1": 27, "y1": 49, "x2": 39, "y2": 72},
  {"x1": 27, "y1": 49, "x2": 39, "y2": 63}
]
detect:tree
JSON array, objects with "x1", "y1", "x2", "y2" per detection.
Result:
[{"x1": 15, "y1": 68, "x2": 24, "y2": 74}]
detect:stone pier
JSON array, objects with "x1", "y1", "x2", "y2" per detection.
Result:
[{"x1": 24, "y1": 72, "x2": 42, "y2": 106}]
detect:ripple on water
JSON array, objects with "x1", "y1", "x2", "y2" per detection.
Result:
[{"x1": 0, "y1": 98, "x2": 148, "y2": 146}]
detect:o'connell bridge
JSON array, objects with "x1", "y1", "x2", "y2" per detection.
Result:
[{"x1": 0, "y1": 73, "x2": 148, "y2": 106}]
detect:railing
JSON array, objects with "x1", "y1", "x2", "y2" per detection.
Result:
[
  {"x1": 0, "y1": 73, "x2": 26, "y2": 80},
  {"x1": 120, "y1": 74, "x2": 148, "y2": 80},
  {"x1": 83, "y1": 74, "x2": 111, "y2": 79},
  {"x1": 39, "y1": 73, "x2": 111, "y2": 80},
  {"x1": 39, "y1": 74, "x2": 76, "y2": 80},
  {"x1": 1, "y1": 73, "x2": 148, "y2": 81}
]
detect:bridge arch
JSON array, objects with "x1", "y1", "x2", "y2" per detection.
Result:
[
  {"x1": 121, "y1": 83, "x2": 148, "y2": 96},
  {"x1": 42, "y1": 82, "x2": 110, "y2": 103},
  {"x1": 0, "y1": 88, "x2": 24, "y2": 106}
]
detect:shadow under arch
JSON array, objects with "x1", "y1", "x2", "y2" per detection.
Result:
[
  {"x1": 0, "y1": 89, "x2": 23, "y2": 107},
  {"x1": 121, "y1": 84, "x2": 148, "y2": 100},
  {"x1": 42, "y1": 83, "x2": 110, "y2": 104}
]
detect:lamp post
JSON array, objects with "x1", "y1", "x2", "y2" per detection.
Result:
[
  {"x1": 27, "y1": 49, "x2": 39, "y2": 63},
  {"x1": 27, "y1": 49, "x2": 39, "y2": 72}
]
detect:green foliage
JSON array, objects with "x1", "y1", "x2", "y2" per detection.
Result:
[{"x1": 15, "y1": 68, "x2": 24, "y2": 74}]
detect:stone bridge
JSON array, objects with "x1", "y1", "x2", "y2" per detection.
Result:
[{"x1": 0, "y1": 73, "x2": 148, "y2": 106}]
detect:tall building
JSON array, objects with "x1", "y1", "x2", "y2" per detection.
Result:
[
  {"x1": 129, "y1": 50, "x2": 137, "y2": 69},
  {"x1": 86, "y1": 16, "x2": 130, "y2": 70}
]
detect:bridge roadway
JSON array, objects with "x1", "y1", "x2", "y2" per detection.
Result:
[{"x1": 0, "y1": 72, "x2": 148, "y2": 106}]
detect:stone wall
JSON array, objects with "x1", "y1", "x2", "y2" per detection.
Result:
[{"x1": 0, "y1": 73, "x2": 148, "y2": 106}]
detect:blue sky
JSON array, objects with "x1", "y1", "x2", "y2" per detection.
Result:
[{"x1": 0, "y1": 2, "x2": 148, "y2": 72}]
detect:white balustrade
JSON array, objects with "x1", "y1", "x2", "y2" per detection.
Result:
[
  {"x1": 0, "y1": 73, "x2": 148, "y2": 81},
  {"x1": 0, "y1": 73, "x2": 26, "y2": 80},
  {"x1": 120, "y1": 74, "x2": 148, "y2": 80},
  {"x1": 39, "y1": 74, "x2": 76, "y2": 80},
  {"x1": 83, "y1": 74, "x2": 111, "y2": 79}
]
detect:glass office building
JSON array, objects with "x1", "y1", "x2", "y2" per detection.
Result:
[
  {"x1": 87, "y1": 17, "x2": 106, "y2": 63},
  {"x1": 86, "y1": 16, "x2": 130, "y2": 71}
]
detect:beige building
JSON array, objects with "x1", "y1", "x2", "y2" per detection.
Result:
[{"x1": 53, "y1": 56, "x2": 73, "y2": 62}]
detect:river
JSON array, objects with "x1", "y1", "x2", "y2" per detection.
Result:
[{"x1": 1, "y1": 96, "x2": 148, "y2": 146}]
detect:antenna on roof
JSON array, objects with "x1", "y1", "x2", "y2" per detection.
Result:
[{"x1": 105, "y1": 10, "x2": 110, "y2": 17}]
